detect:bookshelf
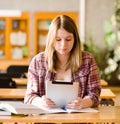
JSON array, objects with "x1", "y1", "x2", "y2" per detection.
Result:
[
  {"x1": 0, "y1": 12, "x2": 30, "y2": 71},
  {"x1": 0, "y1": 12, "x2": 30, "y2": 60}
]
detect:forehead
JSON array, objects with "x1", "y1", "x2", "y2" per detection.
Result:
[{"x1": 56, "y1": 28, "x2": 73, "y2": 37}]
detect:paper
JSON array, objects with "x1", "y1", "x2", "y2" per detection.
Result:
[
  {"x1": 0, "y1": 101, "x2": 45, "y2": 115},
  {"x1": 0, "y1": 110, "x2": 11, "y2": 116},
  {"x1": 0, "y1": 101, "x2": 98, "y2": 115},
  {"x1": 42, "y1": 107, "x2": 99, "y2": 114}
]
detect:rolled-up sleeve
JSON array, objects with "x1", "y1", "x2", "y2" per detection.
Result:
[
  {"x1": 87, "y1": 54, "x2": 101, "y2": 106},
  {"x1": 24, "y1": 52, "x2": 46, "y2": 104},
  {"x1": 73, "y1": 51, "x2": 101, "y2": 107}
]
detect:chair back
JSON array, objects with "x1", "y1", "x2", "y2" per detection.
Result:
[
  {"x1": 7, "y1": 65, "x2": 28, "y2": 73},
  {"x1": 7, "y1": 65, "x2": 28, "y2": 78},
  {"x1": 0, "y1": 78, "x2": 16, "y2": 88},
  {"x1": 0, "y1": 73, "x2": 26, "y2": 78}
]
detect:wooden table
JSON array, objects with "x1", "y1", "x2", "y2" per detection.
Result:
[
  {"x1": 0, "y1": 106, "x2": 120, "y2": 123},
  {"x1": 12, "y1": 78, "x2": 108, "y2": 87},
  {"x1": 24, "y1": 72, "x2": 28, "y2": 78},
  {"x1": 0, "y1": 60, "x2": 29, "y2": 72},
  {"x1": 0, "y1": 88, "x2": 116, "y2": 99},
  {"x1": 100, "y1": 79, "x2": 108, "y2": 87},
  {"x1": 100, "y1": 88, "x2": 116, "y2": 106},
  {"x1": 0, "y1": 88, "x2": 26, "y2": 99},
  {"x1": 100, "y1": 88, "x2": 116, "y2": 99},
  {"x1": 0, "y1": 88, "x2": 116, "y2": 106},
  {"x1": 12, "y1": 78, "x2": 27, "y2": 86}
]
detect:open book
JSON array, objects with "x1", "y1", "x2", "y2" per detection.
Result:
[
  {"x1": 42, "y1": 107, "x2": 98, "y2": 114},
  {"x1": 0, "y1": 101, "x2": 98, "y2": 115},
  {"x1": 0, "y1": 101, "x2": 45, "y2": 115}
]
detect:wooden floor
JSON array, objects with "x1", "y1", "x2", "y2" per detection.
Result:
[{"x1": 108, "y1": 86, "x2": 120, "y2": 106}]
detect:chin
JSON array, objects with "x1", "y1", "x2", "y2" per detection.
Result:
[{"x1": 60, "y1": 52, "x2": 69, "y2": 55}]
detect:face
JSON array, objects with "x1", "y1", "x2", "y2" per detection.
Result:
[{"x1": 54, "y1": 28, "x2": 74, "y2": 56}]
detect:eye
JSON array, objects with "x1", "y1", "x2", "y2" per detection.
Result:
[
  {"x1": 56, "y1": 38, "x2": 61, "y2": 41},
  {"x1": 66, "y1": 38, "x2": 71, "y2": 41}
]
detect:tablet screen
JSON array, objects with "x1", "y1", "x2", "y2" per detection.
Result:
[{"x1": 45, "y1": 81, "x2": 79, "y2": 108}]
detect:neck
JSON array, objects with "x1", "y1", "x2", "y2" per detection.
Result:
[
  {"x1": 57, "y1": 56, "x2": 69, "y2": 71},
  {"x1": 57, "y1": 54, "x2": 69, "y2": 64},
  {"x1": 58, "y1": 57, "x2": 68, "y2": 67}
]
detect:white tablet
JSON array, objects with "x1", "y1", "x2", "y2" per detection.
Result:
[{"x1": 45, "y1": 81, "x2": 79, "y2": 108}]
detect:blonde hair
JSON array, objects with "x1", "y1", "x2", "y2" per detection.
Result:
[{"x1": 45, "y1": 15, "x2": 82, "y2": 73}]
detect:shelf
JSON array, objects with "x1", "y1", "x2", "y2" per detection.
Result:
[{"x1": 0, "y1": 12, "x2": 30, "y2": 60}]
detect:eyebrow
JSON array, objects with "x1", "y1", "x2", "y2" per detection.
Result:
[{"x1": 56, "y1": 35, "x2": 73, "y2": 38}]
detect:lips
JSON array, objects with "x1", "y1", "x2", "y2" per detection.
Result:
[{"x1": 61, "y1": 48, "x2": 67, "y2": 51}]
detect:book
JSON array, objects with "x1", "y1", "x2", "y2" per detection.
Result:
[
  {"x1": 0, "y1": 110, "x2": 11, "y2": 116},
  {"x1": 42, "y1": 107, "x2": 99, "y2": 114},
  {"x1": 0, "y1": 101, "x2": 45, "y2": 115},
  {"x1": 0, "y1": 101, "x2": 98, "y2": 115}
]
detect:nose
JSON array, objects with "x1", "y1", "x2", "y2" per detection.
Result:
[{"x1": 61, "y1": 39, "x2": 66, "y2": 47}]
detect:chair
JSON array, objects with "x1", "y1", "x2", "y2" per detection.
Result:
[
  {"x1": 0, "y1": 73, "x2": 26, "y2": 78},
  {"x1": 7, "y1": 65, "x2": 28, "y2": 73},
  {"x1": 6, "y1": 65, "x2": 29, "y2": 78},
  {"x1": 0, "y1": 78, "x2": 16, "y2": 88}
]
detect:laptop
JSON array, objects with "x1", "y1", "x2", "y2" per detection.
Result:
[{"x1": 45, "y1": 80, "x2": 79, "y2": 108}]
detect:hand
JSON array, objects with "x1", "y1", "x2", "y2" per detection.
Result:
[
  {"x1": 40, "y1": 95, "x2": 56, "y2": 109},
  {"x1": 66, "y1": 96, "x2": 93, "y2": 109},
  {"x1": 32, "y1": 95, "x2": 56, "y2": 109},
  {"x1": 66, "y1": 97, "x2": 82, "y2": 110}
]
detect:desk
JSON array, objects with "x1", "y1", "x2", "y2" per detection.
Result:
[
  {"x1": 12, "y1": 78, "x2": 109, "y2": 87},
  {"x1": 100, "y1": 79, "x2": 108, "y2": 87},
  {"x1": 24, "y1": 72, "x2": 28, "y2": 78},
  {"x1": 0, "y1": 88, "x2": 26, "y2": 99},
  {"x1": 0, "y1": 60, "x2": 29, "y2": 71},
  {"x1": 100, "y1": 88, "x2": 116, "y2": 99},
  {"x1": 12, "y1": 78, "x2": 107, "y2": 87},
  {"x1": 0, "y1": 88, "x2": 116, "y2": 101},
  {"x1": 100, "y1": 88, "x2": 116, "y2": 106},
  {"x1": 12, "y1": 78, "x2": 27, "y2": 86},
  {"x1": 0, "y1": 106, "x2": 120, "y2": 123}
]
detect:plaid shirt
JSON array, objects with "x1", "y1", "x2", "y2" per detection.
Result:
[{"x1": 24, "y1": 51, "x2": 101, "y2": 107}]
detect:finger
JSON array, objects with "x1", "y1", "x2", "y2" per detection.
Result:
[
  {"x1": 66, "y1": 104, "x2": 82, "y2": 110},
  {"x1": 42, "y1": 96, "x2": 55, "y2": 108},
  {"x1": 66, "y1": 100, "x2": 83, "y2": 110},
  {"x1": 68, "y1": 99, "x2": 80, "y2": 104},
  {"x1": 77, "y1": 97, "x2": 82, "y2": 101}
]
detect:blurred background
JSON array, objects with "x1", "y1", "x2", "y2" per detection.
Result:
[{"x1": 0, "y1": 0, "x2": 119, "y2": 90}]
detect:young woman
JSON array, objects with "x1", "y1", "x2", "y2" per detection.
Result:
[{"x1": 24, "y1": 15, "x2": 101, "y2": 110}]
